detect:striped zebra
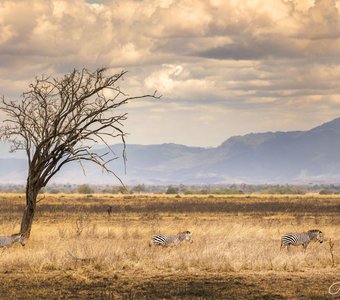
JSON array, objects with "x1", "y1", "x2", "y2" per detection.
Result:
[
  {"x1": 150, "y1": 231, "x2": 193, "y2": 247},
  {"x1": 0, "y1": 233, "x2": 25, "y2": 248},
  {"x1": 280, "y1": 229, "x2": 323, "y2": 251}
]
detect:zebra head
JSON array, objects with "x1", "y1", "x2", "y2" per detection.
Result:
[
  {"x1": 19, "y1": 235, "x2": 25, "y2": 246},
  {"x1": 178, "y1": 231, "x2": 193, "y2": 243},
  {"x1": 308, "y1": 229, "x2": 323, "y2": 243},
  {"x1": 11, "y1": 233, "x2": 25, "y2": 246}
]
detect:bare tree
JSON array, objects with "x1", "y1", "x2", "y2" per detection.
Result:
[{"x1": 0, "y1": 68, "x2": 158, "y2": 239}]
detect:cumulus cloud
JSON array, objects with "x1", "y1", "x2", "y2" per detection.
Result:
[
  {"x1": 145, "y1": 64, "x2": 184, "y2": 93},
  {"x1": 305, "y1": 0, "x2": 340, "y2": 39},
  {"x1": 144, "y1": 64, "x2": 215, "y2": 100},
  {"x1": 1, "y1": 0, "x2": 340, "y2": 146}
]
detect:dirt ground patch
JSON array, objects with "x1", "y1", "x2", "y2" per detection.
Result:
[{"x1": 0, "y1": 270, "x2": 338, "y2": 299}]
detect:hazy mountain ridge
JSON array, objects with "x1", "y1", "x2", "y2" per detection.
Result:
[{"x1": 1, "y1": 118, "x2": 340, "y2": 184}]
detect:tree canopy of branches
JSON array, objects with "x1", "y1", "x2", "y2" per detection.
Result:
[{"x1": 0, "y1": 68, "x2": 158, "y2": 238}]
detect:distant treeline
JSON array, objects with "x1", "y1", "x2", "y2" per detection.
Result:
[{"x1": 1, "y1": 183, "x2": 340, "y2": 195}]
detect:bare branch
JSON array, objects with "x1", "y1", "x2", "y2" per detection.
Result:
[
  {"x1": 0, "y1": 67, "x2": 159, "y2": 192},
  {"x1": 0, "y1": 67, "x2": 159, "y2": 238}
]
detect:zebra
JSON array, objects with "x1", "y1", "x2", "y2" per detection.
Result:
[
  {"x1": 150, "y1": 231, "x2": 193, "y2": 247},
  {"x1": 0, "y1": 233, "x2": 25, "y2": 248},
  {"x1": 280, "y1": 229, "x2": 323, "y2": 251}
]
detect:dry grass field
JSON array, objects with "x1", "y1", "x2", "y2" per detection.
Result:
[{"x1": 0, "y1": 193, "x2": 339, "y2": 299}]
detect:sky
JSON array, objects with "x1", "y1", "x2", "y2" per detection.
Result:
[{"x1": 1, "y1": 0, "x2": 340, "y2": 147}]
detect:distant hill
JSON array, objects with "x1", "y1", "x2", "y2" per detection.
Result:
[{"x1": 1, "y1": 118, "x2": 340, "y2": 184}]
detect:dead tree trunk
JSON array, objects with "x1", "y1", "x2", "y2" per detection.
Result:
[{"x1": 20, "y1": 178, "x2": 40, "y2": 238}]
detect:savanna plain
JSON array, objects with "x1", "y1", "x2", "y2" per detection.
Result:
[{"x1": 0, "y1": 193, "x2": 339, "y2": 299}]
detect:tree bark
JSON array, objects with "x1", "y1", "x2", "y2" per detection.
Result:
[{"x1": 20, "y1": 179, "x2": 39, "y2": 238}]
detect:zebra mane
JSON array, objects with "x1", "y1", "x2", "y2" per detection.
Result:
[
  {"x1": 178, "y1": 230, "x2": 191, "y2": 235},
  {"x1": 307, "y1": 229, "x2": 322, "y2": 234}
]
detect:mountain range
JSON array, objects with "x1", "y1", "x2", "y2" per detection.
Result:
[{"x1": 1, "y1": 118, "x2": 340, "y2": 185}]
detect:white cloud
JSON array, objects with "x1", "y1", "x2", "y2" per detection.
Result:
[
  {"x1": 145, "y1": 64, "x2": 183, "y2": 93},
  {"x1": 1, "y1": 0, "x2": 340, "y2": 146}
]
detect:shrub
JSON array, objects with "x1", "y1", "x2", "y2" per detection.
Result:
[{"x1": 78, "y1": 184, "x2": 94, "y2": 194}]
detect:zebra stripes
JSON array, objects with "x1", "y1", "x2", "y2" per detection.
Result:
[
  {"x1": 0, "y1": 233, "x2": 25, "y2": 248},
  {"x1": 280, "y1": 229, "x2": 323, "y2": 250},
  {"x1": 150, "y1": 231, "x2": 193, "y2": 247}
]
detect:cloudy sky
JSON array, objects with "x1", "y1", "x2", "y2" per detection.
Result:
[{"x1": 1, "y1": 0, "x2": 340, "y2": 147}]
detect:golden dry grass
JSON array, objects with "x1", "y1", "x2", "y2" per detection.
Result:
[
  {"x1": 0, "y1": 194, "x2": 339, "y2": 298},
  {"x1": 1, "y1": 214, "x2": 338, "y2": 274}
]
